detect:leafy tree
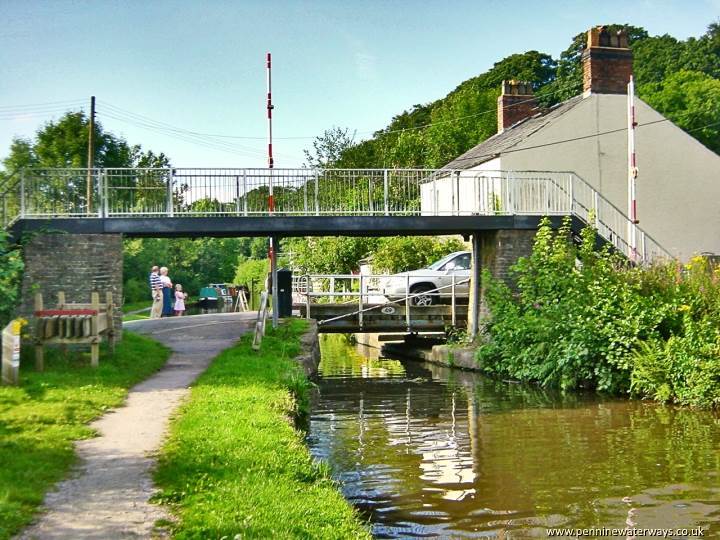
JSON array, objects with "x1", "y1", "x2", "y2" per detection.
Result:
[
  {"x1": 286, "y1": 236, "x2": 379, "y2": 274},
  {"x1": 371, "y1": 236, "x2": 467, "y2": 273},
  {"x1": 640, "y1": 70, "x2": 720, "y2": 153},
  {"x1": 303, "y1": 127, "x2": 355, "y2": 169},
  {"x1": 0, "y1": 231, "x2": 23, "y2": 328}
]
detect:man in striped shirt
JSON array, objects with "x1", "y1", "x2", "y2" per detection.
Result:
[{"x1": 149, "y1": 266, "x2": 163, "y2": 319}]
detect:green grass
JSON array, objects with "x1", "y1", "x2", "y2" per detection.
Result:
[
  {"x1": 153, "y1": 319, "x2": 371, "y2": 539},
  {"x1": 122, "y1": 300, "x2": 152, "y2": 314},
  {"x1": 123, "y1": 312, "x2": 150, "y2": 322},
  {"x1": 0, "y1": 332, "x2": 171, "y2": 540}
]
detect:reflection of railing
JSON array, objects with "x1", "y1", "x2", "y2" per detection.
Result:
[
  {"x1": 7, "y1": 168, "x2": 672, "y2": 264},
  {"x1": 294, "y1": 273, "x2": 470, "y2": 331}
]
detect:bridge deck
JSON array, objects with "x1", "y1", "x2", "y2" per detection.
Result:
[{"x1": 9, "y1": 214, "x2": 562, "y2": 238}]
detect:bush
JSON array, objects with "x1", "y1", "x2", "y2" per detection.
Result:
[
  {"x1": 372, "y1": 236, "x2": 467, "y2": 273},
  {"x1": 0, "y1": 231, "x2": 23, "y2": 328},
  {"x1": 478, "y1": 218, "x2": 720, "y2": 407}
]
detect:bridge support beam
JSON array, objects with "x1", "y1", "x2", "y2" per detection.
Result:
[
  {"x1": 467, "y1": 229, "x2": 536, "y2": 341},
  {"x1": 19, "y1": 233, "x2": 124, "y2": 339}
]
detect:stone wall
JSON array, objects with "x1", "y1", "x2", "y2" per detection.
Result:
[
  {"x1": 20, "y1": 233, "x2": 124, "y2": 337},
  {"x1": 481, "y1": 229, "x2": 536, "y2": 287}
]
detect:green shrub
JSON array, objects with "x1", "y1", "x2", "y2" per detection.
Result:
[
  {"x1": 477, "y1": 218, "x2": 720, "y2": 407},
  {"x1": 0, "y1": 231, "x2": 23, "y2": 329}
]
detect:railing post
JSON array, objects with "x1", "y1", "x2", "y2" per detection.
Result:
[
  {"x1": 314, "y1": 172, "x2": 320, "y2": 216},
  {"x1": 432, "y1": 174, "x2": 437, "y2": 216},
  {"x1": 303, "y1": 174, "x2": 308, "y2": 214},
  {"x1": 451, "y1": 274, "x2": 456, "y2": 327},
  {"x1": 383, "y1": 169, "x2": 389, "y2": 216},
  {"x1": 19, "y1": 170, "x2": 25, "y2": 218},
  {"x1": 305, "y1": 275, "x2": 311, "y2": 320},
  {"x1": 405, "y1": 274, "x2": 411, "y2": 331},
  {"x1": 96, "y1": 169, "x2": 103, "y2": 218},
  {"x1": 641, "y1": 231, "x2": 647, "y2": 264},
  {"x1": 358, "y1": 275, "x2": 364, "y2": 329},
  {"x1": 593, "y1": 190, "x2": 599, "y2": 227},
  {"x1": 235, "y1": 176, "x2": 241, "y2": 215},
  {"x1": 568, "y1": 174, "x2": 574, "y2": 214},
  {"x1": 103, "y1": 169, "x2": 110, "y2": 217},
  {"x1": 166, "y1": 169, "x2": 174, "y2": 217},
  {"x1": 368, "y1": 176, "x2": 373, "y2": 215},
  {"x1": 243, "y1": 171, "x2": 248, "y2": 216}
]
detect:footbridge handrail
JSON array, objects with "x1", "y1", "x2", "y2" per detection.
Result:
[{"x1": 6, "y1": 167, "x2": 672, "y2": 264}]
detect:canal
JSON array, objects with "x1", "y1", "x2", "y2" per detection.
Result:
[{"x1": 307, "y1": 336, "x2": 720, "y2": 538}]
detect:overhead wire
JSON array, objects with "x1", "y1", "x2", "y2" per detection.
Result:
[{"x1": 446, "y1": 111, "x2": 720, "y2": 166}]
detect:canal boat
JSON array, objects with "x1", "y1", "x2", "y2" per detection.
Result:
[{"x1": 198, "y1": 287, "x2": 219, "y2": 311}]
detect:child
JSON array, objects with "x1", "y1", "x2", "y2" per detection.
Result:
[{"x1": 174, "y1": 284, "x2": 188, "y2": 316}]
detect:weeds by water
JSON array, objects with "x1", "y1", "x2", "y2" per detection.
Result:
[
  {"x1": 152, "y1": 318, "x2": 370, "y2": 539},
  {"x1": 0, "y1": 332, "x2": 171, "y2": 540}
]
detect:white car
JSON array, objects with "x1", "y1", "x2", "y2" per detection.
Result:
[{"x1": 381, "y1": 251, "x2": 471, "y2": 306}]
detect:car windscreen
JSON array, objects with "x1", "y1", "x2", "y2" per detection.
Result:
[{"x1": 427, "y1": 253, "x2": 461, "y2": 271}]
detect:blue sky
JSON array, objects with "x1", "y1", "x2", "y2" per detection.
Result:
[{"x1": 1, "y1": 0, "x2": 717, "y2": 168}]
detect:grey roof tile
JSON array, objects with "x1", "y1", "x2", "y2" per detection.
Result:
[{"x1": 443, "y1": 95, "x2": 585, "y2": 170}]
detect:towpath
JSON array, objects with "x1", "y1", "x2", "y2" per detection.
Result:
[{"x1": 18, "y1": 312, "x2": 256, "y2": 540}]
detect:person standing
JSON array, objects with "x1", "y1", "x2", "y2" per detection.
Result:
[
  {"x1": 174, "y1": 284, "x2": 187, "y2": 316},
  {"x1": 149, "y1": 266, "x2": 163, "y2": 319},
  {"x1": 159, "y1": 267, "x2": 173, "y2": 317}
]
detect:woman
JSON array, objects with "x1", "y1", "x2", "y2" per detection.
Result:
[{"x1": 159, "y1": 266, "x2": 174, "y2": 317}]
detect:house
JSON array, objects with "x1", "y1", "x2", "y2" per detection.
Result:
[{"x1": 438, "y1": 26, "x2": 720, "y2": 261}]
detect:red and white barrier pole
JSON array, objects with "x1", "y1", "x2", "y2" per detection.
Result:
[
  {"x1": 267, "y1": 52, "x2": 279, "y2": 328},
  {"x1": 627, "y1": 75, "x2": 638, "y2": 261}
]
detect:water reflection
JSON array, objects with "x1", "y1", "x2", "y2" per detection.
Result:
[{"x1": 307, "y1": 335, "x2": 720, "y2": 538}]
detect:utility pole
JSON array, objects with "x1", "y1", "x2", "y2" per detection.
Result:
[
  {"x1": 627, "y1": 76, "x2": 638, "y2": 261},
  {"x1": 86, "y1": 96, "x2": 96, "y2": 215},
  {"x1": 267, "y1": 52, "x2": 279, "y2": 329}
]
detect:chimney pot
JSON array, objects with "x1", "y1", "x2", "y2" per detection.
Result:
[
  {"x1": 582, "y1": 26, "x2": 633, "y2": 95},
  {"x1": 497, "y1": 80, "x2": 538, "y2": 133}
]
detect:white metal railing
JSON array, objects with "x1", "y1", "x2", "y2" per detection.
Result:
[
  {"x1": 4, "y1": 167, "x2": 672, "y2": 264},
  {"x1": 293, "y1": 273, "x2": 470, "y2": 330}
]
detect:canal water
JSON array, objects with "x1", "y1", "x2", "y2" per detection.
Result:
[{"x1": 307, "y1": 336, "x2": 720, "y2": 538}]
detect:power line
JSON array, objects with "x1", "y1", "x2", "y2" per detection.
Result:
[
  {"x1": 95, "y1": 81, "x2": 582, "y2": 142},
  {"x1": 0, "y1": 99, "x2": 86, "y2": 111},
  {"x1": 446, "y1": 115, "x2": 720, "y2": 166}
]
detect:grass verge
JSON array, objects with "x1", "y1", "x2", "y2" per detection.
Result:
[
  {"x1": 122, "y1": 300, "x2": 152, "y2": 314},
  {"x1": 153, "y1": 318, "x2": 370, "y2": 539},
  {"x1": 0, "y1": 332, "x2": 171, "y2": 540}
]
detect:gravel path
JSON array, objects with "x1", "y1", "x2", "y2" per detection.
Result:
[{"x1": 17, "y1": 312, "x2": 256, "y2": 540}]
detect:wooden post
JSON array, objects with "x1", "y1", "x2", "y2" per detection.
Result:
[
  {"x1": 2, "y1": 320, "x2": 21, "y2": 385},
  {"x1": 34, "y1": 292, "x2": 44, "y2": 370},
  {"x1": 90, "y1": 292, "x2": 100, "y2": 367},
  {"x1": 106, "y1": 291, "x2": 115, "y2": 354}
]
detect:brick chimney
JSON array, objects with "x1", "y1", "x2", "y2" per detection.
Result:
[
  {"x1": 497, "y1": 80, "x2": 538, "y2": 132},
  {"x1": 582, "y1": 26, "x2": 633, "y2": 95}
]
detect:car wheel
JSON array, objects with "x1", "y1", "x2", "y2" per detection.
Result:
[{"x1": 410, "y1": 284, "x2": 436, "y2": 306}]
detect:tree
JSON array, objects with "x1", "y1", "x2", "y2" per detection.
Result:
[
  {"x1": 303, "y1": 127, "x2": 356, "y2": 169},
  {"x1": 640, "y1": 70, "x2": 720, "y2": 154},
  {"x1": 371, "y1": 236, "x2": 467, "y2": 273},
  {"x1": 286, "y1": 236, "x2": 378, "y2": 274}
]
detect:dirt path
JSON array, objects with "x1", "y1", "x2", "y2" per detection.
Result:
[{"x1": 18, "y1": 312, "x2": 256, "y2": 540}]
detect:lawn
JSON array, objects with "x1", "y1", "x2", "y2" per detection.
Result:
[
  {"x1": 121, "y1": 300, "x2": 152, "y2": 314},
  {"x1": 153, "y1": 319, "x2": 370, "y2": 539},
  {"x1": 0, "y1": 332, "x2": 171, "y2": 540}
]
